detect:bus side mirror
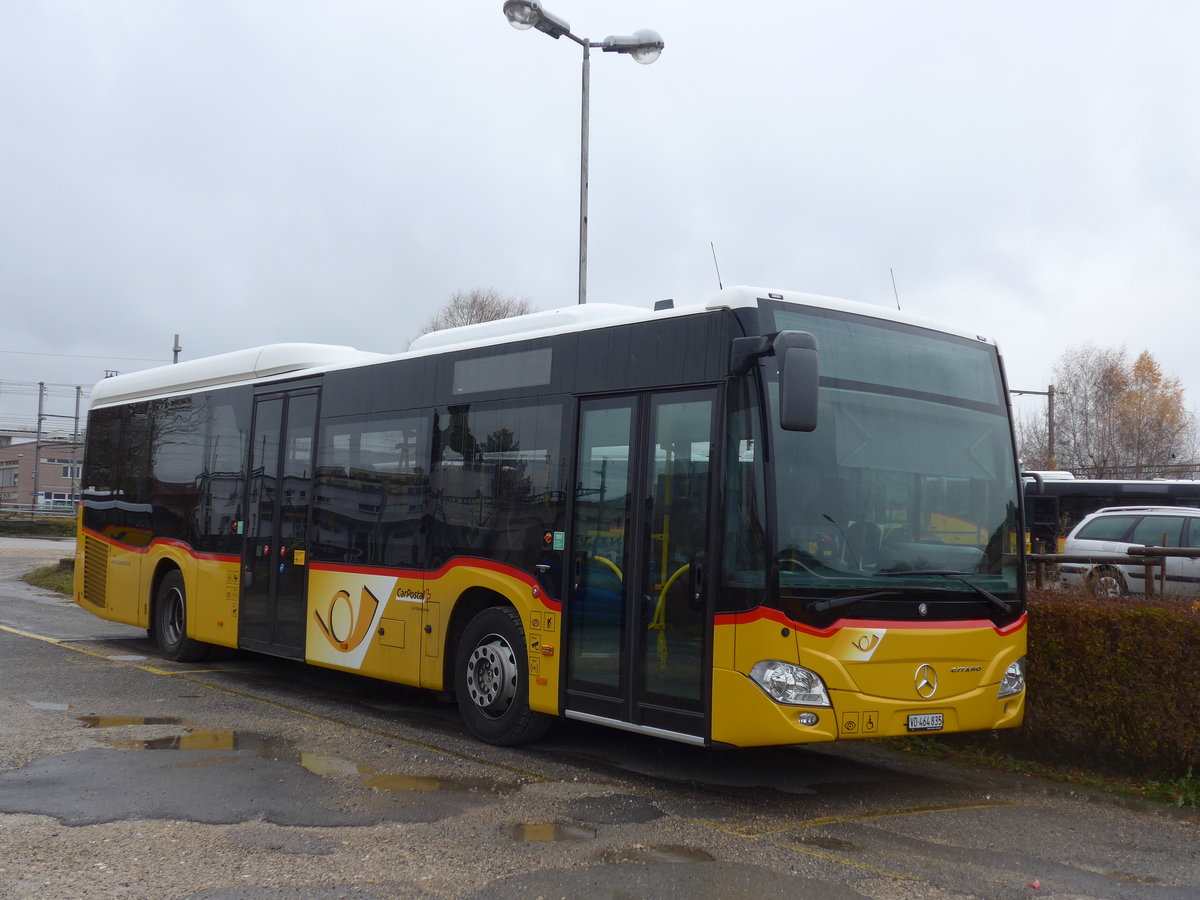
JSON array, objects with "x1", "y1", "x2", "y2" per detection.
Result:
[{"x1": 775, "y1": 331, "x2": 819, "y2": 432}]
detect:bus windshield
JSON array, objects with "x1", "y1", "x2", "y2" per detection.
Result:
[{"x1": 763, "y1": 304, "x2": 1022, "y2": 615}]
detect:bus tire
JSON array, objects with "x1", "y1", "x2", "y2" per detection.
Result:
[
  {"x1": 455, "y1": 606, "x2": 550, "y2": 746},
  {"x1": 153, "y1": 570, "x2": 211, "y2": 662}
]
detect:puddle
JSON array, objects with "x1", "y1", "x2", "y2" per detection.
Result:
[
  {"x1": 506, "y1": 823, "x2": 596, "y2": 842},
  {"x1": 604, "y1": 845, "x2": 715, "y2": 864},
  {"x1": 95, "y1": 728, "x2": 296, "y2": 756},
  {"x1": 301, "y1": 753, "x2": 373, "y2": 777},
  {"x1": 175, "y1": 756, "x2": 239, "y2": 769},
  {"x1": 76, "y1": 720, "x2": 507, "y2": 796},
  {"x1": 366, "y1": 773, "x2": 516, "y2": 794},
  {"x1": 78, "y1": 716, "x2": 182, "y2": 728},
  {"x1": 27, "y1": 701, "x2": 70, "y2": 711}
]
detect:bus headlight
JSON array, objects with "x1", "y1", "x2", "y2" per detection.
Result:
[
  {"x1": 749, "y1": 660, "x2": 831, "y2": 707},
  {"x1": 998, "y1": 657, "x2": 1025, "y2": 699}
]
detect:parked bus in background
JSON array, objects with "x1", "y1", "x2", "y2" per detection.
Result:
[
  {"x1": 1023, "y1": 471, "x2": 1200, "y2": 551},
  {"x1": 75, "y1": 286, "x2": 1027, "y2": 747}
]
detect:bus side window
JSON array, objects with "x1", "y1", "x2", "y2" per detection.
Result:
[
  {"x1": 430, "y1": 400, "x2": 567, "y2": 584},
  {"x1": 313, "y1": 413, "x2": 431, "y2": 567}
]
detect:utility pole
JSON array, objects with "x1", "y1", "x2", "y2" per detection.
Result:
[
  {"x1": 72, "y1": 385, "x2": 82, "y2": 503},
  {"x1": 32, "y1": 382, "x2": 44, "y2": 515},
  {"x1": 1011, "y1": 385, "x2": 1056, "y2": 467},
  {"x1": 173, "y1": 334, "x2": 182, "y2": 364}
]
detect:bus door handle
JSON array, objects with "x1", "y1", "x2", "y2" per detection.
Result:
[
  {"x1": 572, "y1": 552, "x2": 585, "y2": 592},
  {"x1": 690, "y1": 555, "x2": 706, "y2": 610}
]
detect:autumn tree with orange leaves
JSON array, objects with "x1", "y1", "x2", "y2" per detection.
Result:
[{"x1": 1018, "y1": 345, "x2": 1197, "y2": 477}]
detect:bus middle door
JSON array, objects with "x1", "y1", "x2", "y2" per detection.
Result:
[{"x1": 565, "y1": 389, "x2": 715, "y2": 740}]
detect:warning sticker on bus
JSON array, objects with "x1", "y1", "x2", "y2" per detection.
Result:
[{"x1": 906, "y1": 713, "x2": 944, "y2": 732}]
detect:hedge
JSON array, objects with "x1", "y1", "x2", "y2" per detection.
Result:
[
  {"x1": 990, "y1": 589, "x2": 1200, "y2": 777},
  {"x1": 0, "y1": 517, "x2": 76, "y2": 538}
]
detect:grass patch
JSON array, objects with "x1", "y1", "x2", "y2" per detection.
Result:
[
  {"x1": 21, "y1": 562, "x2": 74, "y2": 596},
  {"x1": 889, "y1": 736, "x2": 1200, "y2": 810},
  {"x1": 1146, "y1": 768, "x2": 1200, "y2": 808}
]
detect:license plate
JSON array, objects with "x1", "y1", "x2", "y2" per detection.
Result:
[{"x1": 907, "y1": 713, "x2": 944, "y2": 732}]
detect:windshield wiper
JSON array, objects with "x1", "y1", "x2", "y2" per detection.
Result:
[
  {"x1": 799, "y1": 590, "x2": 903, "y2": 613},
  {"x1": 877, "y1": 570, "x2": 1012, "y2": 614}
]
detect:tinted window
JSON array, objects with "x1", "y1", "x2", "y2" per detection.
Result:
[
  {"x1": 1074, "y1": 515, "x2": 1137, "y2": 542},
  {"x1": 431, "y1": 400, "x2": 566, "y2": 586},
  {"x1": 1186, "y1": 518, "x2": 1200, "y2": 549},
  {"x1": 722, "y1": 376, "x2": 767, "y2": 607},
  {"x1": 81, "y1": 388, "x2": 251, "y2": 553},
  {"x1": 1129, "y1": 516, "x2": 1186, "y2": 548},
  {"x1": 312, "y1": 412, "x2": 431, "y2": 568},
  {"x1": 197, "y1": 391, "x2": 251, "y2": 554},
  {"x1": 769, "y1": 305, "x2": 1005, "y2": 410},
  {"x1": 146, "y1": 396, "x2": 207, "y2": 544},
  {"x1": 81, "y1": 407, "x2": 148, "y2": 539},
  {"x1": 453, "y1": 348, "x2": 552, "y2": 395}
]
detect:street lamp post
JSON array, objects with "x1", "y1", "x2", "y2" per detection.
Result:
[{"x1": 502, "y1": 1, "x2": 664, "y2": 305}]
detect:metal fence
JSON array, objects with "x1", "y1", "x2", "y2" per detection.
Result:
[
  {"x1": 0, "y1": 504, "x2": 77, "y2": 520},
  {"x1": 1029, "y1": 546, "x2": 1200, "y2": 599}
]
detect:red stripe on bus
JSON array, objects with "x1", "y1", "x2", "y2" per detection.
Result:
[
  {"x1": 310, "y1": 557, "x2": 563, "y2": 611},
  {"x1": 81, "y1": 528, "x2": 240, "y2": 564},
  {"x1": 714, "y1": 606, "x2": 1027, "y2": 637}
]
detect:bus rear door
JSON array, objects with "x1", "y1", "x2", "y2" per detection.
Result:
[{"x1": 240, "y1": 386, "x2": 319, "y2": 658}]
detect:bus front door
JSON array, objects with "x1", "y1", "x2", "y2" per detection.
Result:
[
  {"x1": 240, "y1": 388, "x2": 319, "y2": 659},
  {"x1": 566, "y1": 389, "x2": 715, "y2": 740}
]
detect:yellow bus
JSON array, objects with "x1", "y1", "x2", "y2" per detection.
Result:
[{"x1": 75, "y1": 286, "x2": 1026, "y2": 746}]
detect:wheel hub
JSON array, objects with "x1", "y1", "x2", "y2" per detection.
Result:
[{"x1": 465, "y1": 635, "x2": 518, "y2": 717}]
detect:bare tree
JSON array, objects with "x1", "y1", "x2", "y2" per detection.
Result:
[
  {"x1": 1021, "y1": 344, "x2": 1198, "y2": 478},
  {"x1": 413, "y1": 288, "x2": 534, "y2": 340},
  {"x1": 1015, "y1": 410, "x2": 1053, "y2": 471}
]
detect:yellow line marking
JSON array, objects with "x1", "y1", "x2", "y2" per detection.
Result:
[
  {"x1": 727, "y1": 800, "x2": 1024, "y2": 837},
  {"x1": 1, "y1": 624, "x2": 550, "y2": 783},
  {"x1": 0, "y1": 624, "x2": 65, "y2": 644}
]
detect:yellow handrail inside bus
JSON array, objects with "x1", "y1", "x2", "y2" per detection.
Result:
[
  {"x1": 591, "y1": 554, "x2": 623, "y2": 582},
  {"x1": 648, "y1": 562, "x2": 689, "y2": 671}
]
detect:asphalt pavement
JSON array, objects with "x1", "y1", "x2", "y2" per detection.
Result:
[{"x1": 1, "y1": 536, "x2": 1198, "y2": 900}]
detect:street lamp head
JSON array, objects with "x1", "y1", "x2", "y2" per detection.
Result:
[
  {"x1": 502, "y1": 1, "x2": 571, "y2": 39},
  {"x1": 600, "y1": 29, "x2": 664, "y2": 65},
  {"x1": 502, "y1": 0, "x2": 537, "y2": 29}
]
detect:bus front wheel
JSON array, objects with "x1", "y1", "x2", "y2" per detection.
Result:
[
  {"x1": 153, "y1": 570, "x2": 211, "y2": 662},
  {"x1": 455, "y1": 606, "x2": 549, "y2": 746}
]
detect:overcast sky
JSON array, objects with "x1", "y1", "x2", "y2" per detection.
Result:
[{"x1": 3, "y1": 1, "x2": 1199, "y2": 437}]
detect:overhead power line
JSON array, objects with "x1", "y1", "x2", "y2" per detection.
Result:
[{"x1": 0, "y1": 348, "x2": 168, "y2": 363}]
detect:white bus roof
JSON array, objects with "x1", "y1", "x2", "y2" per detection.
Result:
[
  {"x1": 89, "y1": 343, "x2": 385, "y2": 408},
  {"x1": 88, "y1": 286, "x2": 997, "y2": 409}
]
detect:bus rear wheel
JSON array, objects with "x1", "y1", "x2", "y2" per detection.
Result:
[
  {"x1": 153, "y1": 570, "x2": 211, "y2": 662},
  {"x1": 455, "y1": 606, "x2": 549, "y2": 746}
]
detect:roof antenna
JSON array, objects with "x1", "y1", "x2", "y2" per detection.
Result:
[
  {"x1": 710, "y1": 241, "x2": 724, "y2": 290},
  {"x1": 890, "y1": 267, "x2": 901, "y2": 310}
]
